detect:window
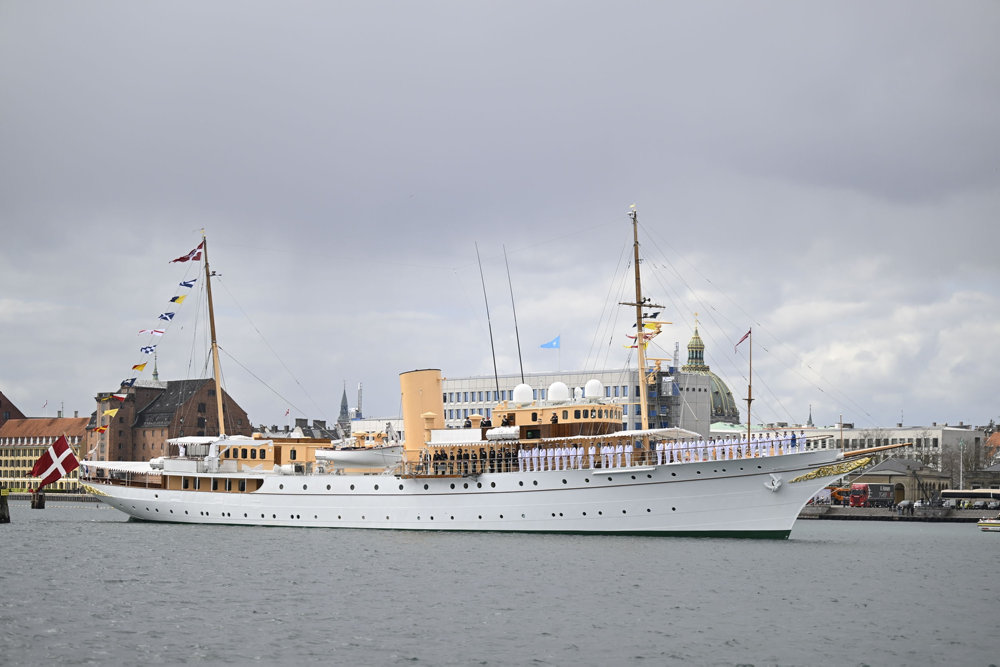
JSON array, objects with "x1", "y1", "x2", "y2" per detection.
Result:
[
  {"x1": 290, "y1": 448, "x2": 297, "y2": 461},
  {"x1": 241, "y1": 448, "x2": 248, "y2": 458},
  {"x1": 198, "y1": 403, "x2": 206, "y2": 413},
  {"x1": 259, "y1": 448, "x2": 265, "y2": 459},
  {"x1": 250, "y1": 449, "x2": 257, "y2": 460}
]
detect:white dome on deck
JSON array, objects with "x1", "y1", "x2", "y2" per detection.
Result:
[
  {"x1": 584, "y1": 379, "x2": 604, "y2": 399},
  {"x1": 547, "y1": 381, "x2": 570, "y2": 402},
  {"x1": 512, "y1": 383, "x2": 533, "y2": 405}
]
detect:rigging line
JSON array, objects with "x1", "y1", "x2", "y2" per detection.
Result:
[
  {"x1": 640, "y1": 222, "x2": 876, "y2": 425},
  {"x1": 586, "y1": 241, "x2": 631, "y2": 373},
  {"x1": 502, "y1": 245, "x2": 524, "y2": 384},
  {"x1": 218, "y1": 346, "x2": 307, "y2": 418},
  {"x1": 215, "y1": 277, "x2": 326, "y2": 417},
  {"x1": 476, "y1": 243, "x2": 502, "y2": 399}
]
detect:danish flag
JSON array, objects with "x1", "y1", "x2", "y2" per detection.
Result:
[
  {"x1": 169, "y1": 241, "x2": 204, "y2": 263},
  {"x1": 31, "y1": 436, "x2": 80, "y2": 491}
]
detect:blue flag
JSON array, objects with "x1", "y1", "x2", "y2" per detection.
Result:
[
  {"x1": 158, "y1": 312, "x2": 175, "y2": 321},
  {"x1": 540, "y1": 335, "x2": 560, "y2": 349},
  {"x1": 179, "y1": 278, "x2": 197, "y2": 288}
]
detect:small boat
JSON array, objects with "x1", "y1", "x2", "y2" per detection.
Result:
[
  {"x1": 315, "y1": 428, "x2": 403, "y2": 469},
  {"x1": 977, "y1": 514, "x2": 1000, "y2": 532},
  {"x1": 81, "y1": 217, "x2": 882, "y2": 537}
]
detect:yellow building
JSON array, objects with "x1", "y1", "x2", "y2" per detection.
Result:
[{"x1": 0, "y1": 417, "x2": 90, "y2": 492}]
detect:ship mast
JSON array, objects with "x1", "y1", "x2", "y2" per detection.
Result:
[
  {"x1": 201, "y1": 231, "x2": 226, "y2": 436},
  {"x1": 621, "y1": 209, "x2": 662, "y2": 432}
]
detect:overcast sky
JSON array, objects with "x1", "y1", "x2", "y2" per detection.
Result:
[{"x1": 2, "y1": 1, "x2": 998, "y2": 431}]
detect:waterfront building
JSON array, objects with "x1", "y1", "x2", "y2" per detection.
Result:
[
  {"x1": 794, "y1": 422, "x2": 985, "y2": 473},
  {"x1": 86, "y1": 378, "x2": 251, "y2": 461},
  {"x1": 852, "y1": 457, "x2": 953, "y2": 502},
  {"x1": 0, "y1": 416, "x2": 89, "y2": 491}
]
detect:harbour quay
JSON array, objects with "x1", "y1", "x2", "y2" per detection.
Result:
[{"x1": 799, "y1": 505, "x2": 986, "y2": 522}]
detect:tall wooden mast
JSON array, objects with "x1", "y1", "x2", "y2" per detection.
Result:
[
  {"x1": 201, "y1": 231, "x2": 226, "y2": 436},
  {"x1": 621, "y1": 209, "x2": 662, "y2": 432}
]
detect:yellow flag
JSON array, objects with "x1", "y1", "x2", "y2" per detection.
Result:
[
  {"x1": 132, "y1": 363, "x2": 147, "y2": 371},
  {"x1": 103, "y1": 408, "x2": 119, "y2": 417}
]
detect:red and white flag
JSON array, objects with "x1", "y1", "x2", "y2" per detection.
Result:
[
  {"x1": 170, "y1": 241, "x2": 204, "y2": 263},
  {"x1": 735, "y1": 328, "x2": 751, "y2": 352},
  {"x1": 31, "y1": 435, "x2": 80, "y2": 491}
]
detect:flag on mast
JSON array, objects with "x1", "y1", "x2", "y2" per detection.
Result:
[
  {"x1": 735, "y1": 329, "x2": 751, "y2": 352},
  {"x1": 540, "y1": 335, "x2": 560, "y2": 349}
]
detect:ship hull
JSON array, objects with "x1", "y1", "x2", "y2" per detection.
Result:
[{"x1": 83, "y1": 450, "x2": 845, "y2": 538}]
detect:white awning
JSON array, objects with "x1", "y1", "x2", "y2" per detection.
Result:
[{"x1": 81, "y1": 460, "x2": 158, "y2": 474}]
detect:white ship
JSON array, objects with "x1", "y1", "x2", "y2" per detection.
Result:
[{"x1": 81, "y1": 216, "x2": 875, "y2": 538}]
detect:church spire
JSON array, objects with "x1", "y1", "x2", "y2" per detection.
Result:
[{"x1": 337, "y1": 382, "x2": 352, "y2": 433}]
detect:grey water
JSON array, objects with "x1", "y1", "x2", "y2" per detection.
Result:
[{"x1": 1, "y1": 501, "x2": 996, "y2": 666}]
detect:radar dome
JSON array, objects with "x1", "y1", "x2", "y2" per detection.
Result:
[
  {"x1": 512, "y1": 383, "x2": 533, "y2": 405},
  {"x1": 547, "y1": 381, "x2": 570, "y2": 402},
  {"x1": 584, "y1": 379, "x2": 604, "y2": 399}
]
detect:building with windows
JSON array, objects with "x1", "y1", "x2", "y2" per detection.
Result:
[
  {"x1": 0, "y1": 416, "x2": 90, "y2": 491},
  {"x1": 783, "y1": 422, "x2": 985, "y2": 474},
  {"x1": 86, "y1": 378, "x2": 251, "y2": 461}
]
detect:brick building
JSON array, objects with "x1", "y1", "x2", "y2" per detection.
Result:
[
  {"x1": 87, "y1": 378, "x2": 251, "y2": 461},
  {"x1": 0, "y1": 389, "x2": 27, "y2": 428}
]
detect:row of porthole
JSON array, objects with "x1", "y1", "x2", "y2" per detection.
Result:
[{"x1": 136, "y1": 505, "x2": 679, "y2": 520}]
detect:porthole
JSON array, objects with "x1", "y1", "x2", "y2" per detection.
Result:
[
  {"x1": 585, "y1": 478, "x2": 590, "y2": 483},
  {"x1": 350, "y1": 484, "x2": 355, "y2": 490},
  {"x1": 631, "y1": 475, "x2": 636, "y2": 480},
  {"x1": 450, "y1": 516, "x2": 454, "y2": 520},
  {"x1": 671, "y1": 472, "x2": 677, "y2": 477},
  {"x1": 185, "y1": 511, "x2": 189, "y2": 515},
  {"x1": 646, "y1": 508, "x2": 651, "y2": 512},
  {"x1": 518, "y1": 481, "x2": 524, "y2": 486},
  {"x1": 607, "y1": 477, "x2": 613, "y2": 481},
  {"x1": 279, "y1": 484, "x2": 284, "y2": 490},
  {"x1": 499, "y1": 514, "x2": 504, "y2": 519},
  {"x1": 326, "y1": 484, "x2": 331, "y2": 490},
  {"x1": 169, "y1": 510, "x2": 174, "y2": 514},
  {"x1": 582, "y1": 511, "x2": 587, "y2": 516},
  {"x1": 478, "y1": 515, "x2": 482, "y2": 519},
  {"x1": 672, "y1": 507, "x2": 677, "y2": 511},
  {"x1": 362, "y1": 515, "x2": 366, "y2": 520},
  {"x1": 622, "y1": 509, "x2": 627, "y2": 514},
  {"x1": 338, "y1": 515, "x2": 342, "y2": 519},
  {"x1": 477, "y1": 482, "x2": 482, "y2": 488},
  {"x1": 558, "y1": 512, "x2": 563, "y2": 517},
  {"x1": 463, "y1": 483, "x2": 469, "y2": 489},
  {"x1": 491, "y1": 482, "x2": 496, "y2": 488},
  {"x1": 423, "y1": 484, "x2": 429, "y2": 490},
  {"x1": 450, "y1": 483, "x2": 455, "y2": 489},
  {"x1": 551, "y1": 512, "x2": 556, "y2": 517},
  {"x1": 387, "y1": 516, "x2": 391, "y2": 520},
  {"x1": 598, "y1": 511, "x2": 603, "y2": 515},
  {"x1": 521, "y1": 513, "x2": 525, "y2": 518},
  {"x1": 430, "y1": 516, "x2": 434, "y2": 520},
  {"x1": 532, "y1": 480, "x2": 538, "y2": 486},
  {"x1": 757, "y1": 465, "x2": 762, "y2": 470},
  {"x1": 303, "y1": 484, "x2": 308, "y2": 490},
  {"x1": 399, "y1": 484, "x2": 404, "y2": 490},
  {"x1": 154, "y1": 494, "x2": 159, "y2": 498},
  {"x1": 272, "y1": 514, "x2": 277, "y2": 519},
  {"x1": 374, "y1": 484, "x2": 379, "y2": 490},
  {"x1": 646, "y1": 474, "x2": 652, "y2": 479},
  {"x1": 562, "y1": 479, "x2": 567, "y2": 484},
  {"x1": 244, "y1": 513, "x2": 248, "y2": 518},
  {"x1": 696, "y1": 471, "x2": 701, "y2": 475}
]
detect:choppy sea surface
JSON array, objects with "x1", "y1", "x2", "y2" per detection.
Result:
[{"x1": 1, "y1": 500, "x2": 996, "y2": 666}]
